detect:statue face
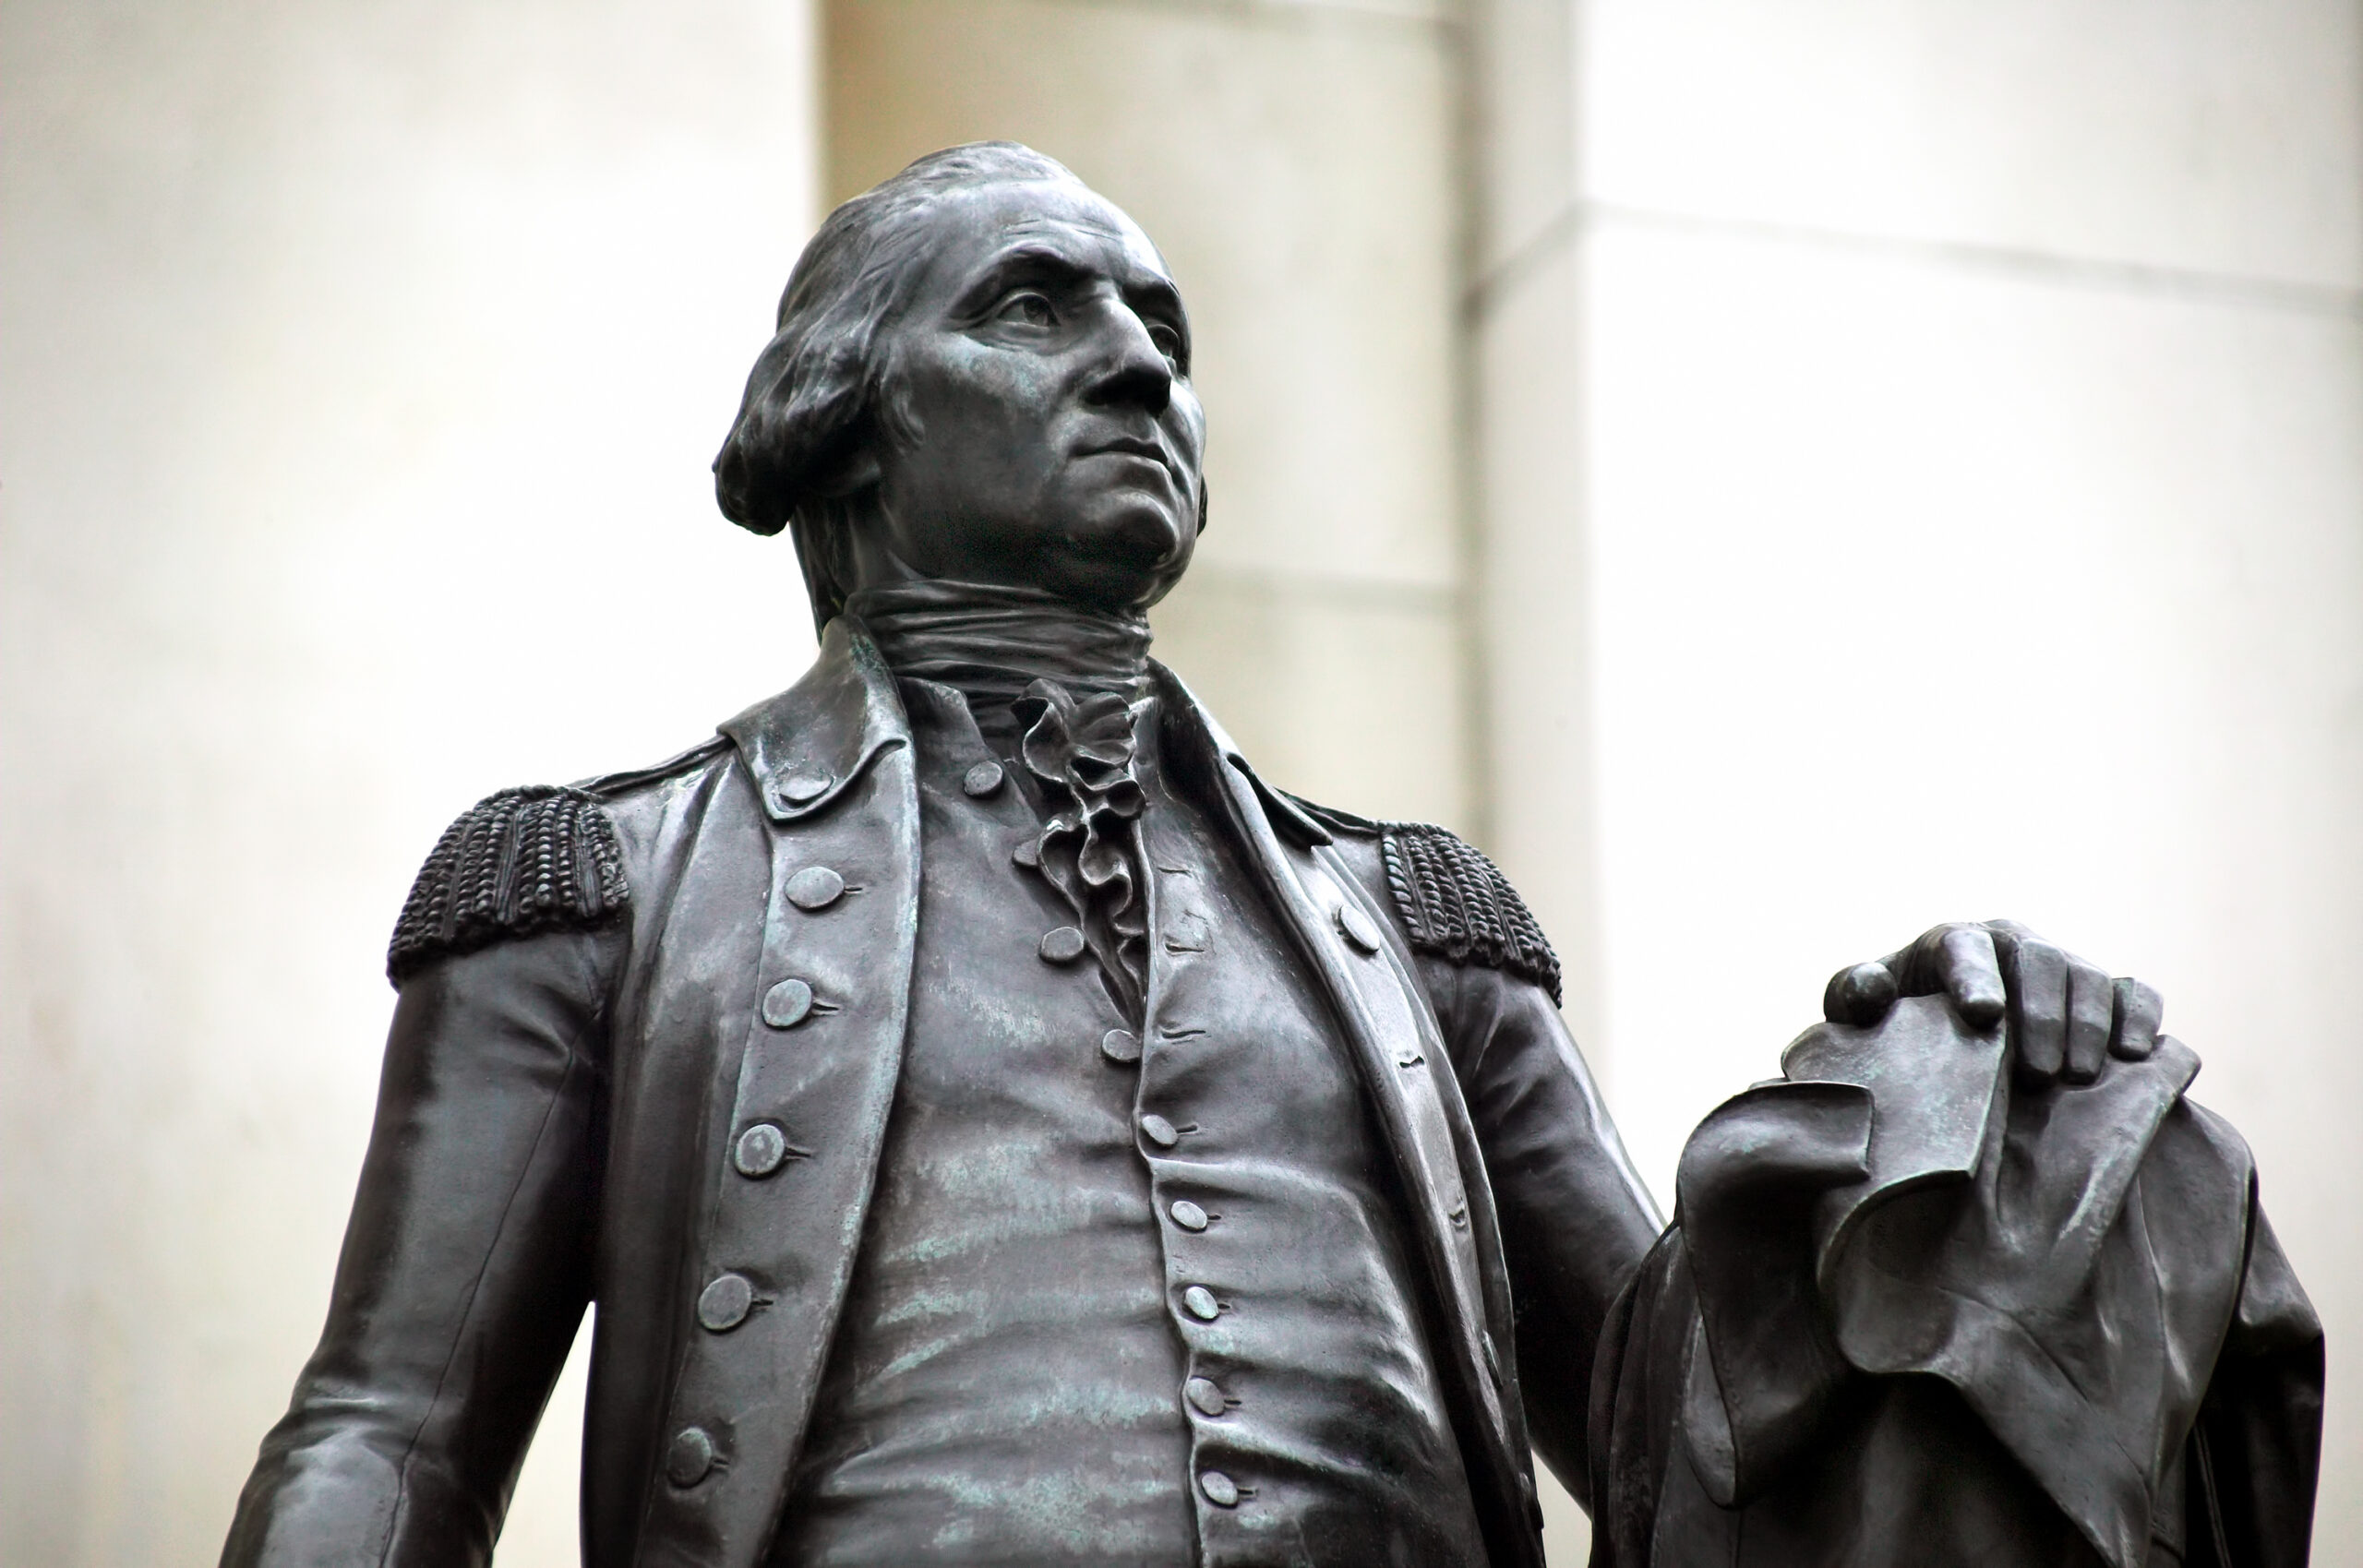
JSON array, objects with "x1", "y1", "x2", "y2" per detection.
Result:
[{"x1": 847, "y1": 178, "x2": 1205, "y2": 610}]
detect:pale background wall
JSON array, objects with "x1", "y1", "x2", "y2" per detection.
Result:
[
  {"x1": 5, "y1": 3, "x2": 2357, "y2": 1566},
  {"x1": 1, "y1": 2, "x2": 822, "y2": 1562}
]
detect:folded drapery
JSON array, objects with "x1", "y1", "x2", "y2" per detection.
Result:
[{"x1": 1589, "y1": 997, "x2": 2322, "y2": 1568}]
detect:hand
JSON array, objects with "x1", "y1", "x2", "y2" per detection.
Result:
[{"x1": 1822, "y1": 920, "x2": 2165, "y2": 1086}]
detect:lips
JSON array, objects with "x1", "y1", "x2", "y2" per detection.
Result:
[{"x1": 1082, "y1": 437, "x2": 1172, "y2": 469}]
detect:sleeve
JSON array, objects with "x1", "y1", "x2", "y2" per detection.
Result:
[
  {"x1": 1296, "y1": 809, "x2": 1665, "y2": 1506},
  {"x1": 2184, "y1": 1200, "x2": 2325, "y2": 1568},
  {"x1": 1421, "y1": 956, "x2": 1665, "y2": 1508},
  {"x1": 221, "y1": 790, "x2": 629, "y2": 1568}
]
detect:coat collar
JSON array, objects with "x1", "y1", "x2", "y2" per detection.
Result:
[
  {"x1": 1149, "y1": 660, "x2": 1333, "y2": 849},
  {"x1": 719, "y1": 615, "x2": 911, "y2": 821},
  {"x1": 718, "y1": 615, "x2": 1332, "y2": 849}
]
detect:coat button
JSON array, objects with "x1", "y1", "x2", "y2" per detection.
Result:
[
  {"x1": 1182, "y1": 1285, "x2": 1220, "y2": 1321},
  {"x1": 734, "y1": 1123, "x2": 789, "y2": 1178},
  {"x1": 1184, "y1": 1377, "x2": 1228, "y2": 1418},
  {"x1": 762, "y1": 978, "x2": 815, "y2": 1028},
  {"x1": 666, "y1": 1427, "x2": 717, "y2": 1487},
  {"x1": 1012, "y1": 838, "x2": 1041, "y2": 869},
  {"x1": 1170, "y1": 1200, "x2": 1209, "y2": 1232},
  {"x1": 1100, "y1": 1028, "x2": 1142, "y2": 1064},
  {"x1": 1140, "y1": 1113, "x2": 1180, "y2": 1148},
  {"x1": 1199, "y1": 1470, "x2": 1241, "y2": 1507},
  {"x1": 777, "y1": 771, "x2": 832, "y2": 805},
  {"x1": 698, "y1": 1274, "x2": 754, "y2": 1332},
  {"x1": 786, "y1": 866, "x2": 846, "y2": 910},
  {"x1": 962, "y1": 760, "x2": 1005, "y2": 797},
  {"x1": 1336, "y1": 904, "x2": 1383, "y2": 953},
  {"x1": 1039, "y1": 927, "x2": 1086, "y2": 964}
]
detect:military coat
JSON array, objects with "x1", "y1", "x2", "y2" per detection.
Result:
[{"x1": 220, "y1": 617, "x2": 1664, "y2": 1568}]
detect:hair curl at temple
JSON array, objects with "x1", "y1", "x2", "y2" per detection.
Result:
[{"x1": 713, "y1": 142, "x2": 1085, "y2": 632}]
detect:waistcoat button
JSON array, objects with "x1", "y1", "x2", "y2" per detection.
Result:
[
  {"x1": 666, "y1": 1427, "x2": 716, "y2": 1487},
  {"x1": 1336, "y1": 903, "x2": 1384, "y2": 953},
  {"x1": 1038, "y1": 926, "x2": 1086, "y2": 964},
  {"x1": 1012, "y1": 838, "x2": 1040, "y2": 869},
  {"x1": 1100, "y1": 1027, "x2": 1142, "y2": 1064},
  {"x1": 962, "y1": 760, "x2": 1006, "y2": 797},
  {"x1": 1185, "y1": 1377, "x2": 1229, "y2": 1417},
  {"x1": 1199, "y1": 1469, "x2": 1241, "y2": 1507},
  {"x1": 786, "y1": 866, "x2": 846, "y2": 910},
  {"x1": 762, "y1": 978, "x2": 814, "y2": 1028},
  {"x1": 1182, "y1": 1285, "x2": 1220, "y2": 1321},
  {"x1": 1139, "y1": 1113, "x2": 1180, "y2": 1147},
  {"x1": 734, "y1": 1123, "x2": 788, "y2": 1178},
  {"x1": 697, "y1": 1273, "x2": 754, "y2": 1332},
  {"x1": 1170, "y1": 1199, "x2": 1209, "y2": 1232}
]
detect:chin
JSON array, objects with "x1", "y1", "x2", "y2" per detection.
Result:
[
  {"x1": 1076, "y1": 494, "x2": 1191, "y2": 563},
  {"x1": 1047, "y1": 498, "x2": 1193, "y2": 606}
]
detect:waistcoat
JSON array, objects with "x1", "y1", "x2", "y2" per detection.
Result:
[{"x1": 773, "y1": 679, "x2": 1485, "y2": 1566}]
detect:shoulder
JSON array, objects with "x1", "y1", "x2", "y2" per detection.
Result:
[
  {"x1": 387, "y1": 734, "x2": 734, "y2": 987},
  {"x1": 1283, "y1": 792, "x2": 1563, "y2": 1005}
]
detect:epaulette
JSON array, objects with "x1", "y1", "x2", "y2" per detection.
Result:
[
  {"x1": 1376, "y1": 822, "x2": 1562, "y2": 1005},
  {"x1": 387, "y1": 785, "x2": 630, "y2": 986}
]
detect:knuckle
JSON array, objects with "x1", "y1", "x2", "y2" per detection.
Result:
[{"x1": 2019, "y1": 938, "x2": 2066, "y2": 970}]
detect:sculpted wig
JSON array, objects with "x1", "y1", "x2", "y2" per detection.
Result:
[{"x1": 714, "y1": 142, "x2": 1086, "y2": 633}]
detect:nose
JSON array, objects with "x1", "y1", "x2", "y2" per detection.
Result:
[{"x1": 1081, "y1": 302, "x2": 1171, "y2": 417}]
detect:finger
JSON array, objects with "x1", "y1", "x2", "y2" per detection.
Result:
[
  {"x1": 2110, "y1": 978, "x2": 2164, "y2": 1060},
  {"x1": 1931, "y1": 926, "x2": 2007, "y2": 1030},
  {"x1": 2062, "y1": 959, "x2": 2113, "y2": 1083},
  {"x1": 2006, "y1": 937, "x2": 2069, "y2": 1083},
  {"x1": 1824, "y1": 961, "x2": 1900, "y2": 1025}
]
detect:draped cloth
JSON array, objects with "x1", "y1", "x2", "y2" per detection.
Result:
[
  {"x1": 847, "y1": 581, "x2": 1153, "y2": 1017},
  {"x1": 1589, "y1": 997, "x2": 2323, "y2": 1568}
]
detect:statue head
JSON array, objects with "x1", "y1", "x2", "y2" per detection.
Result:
[{"x1": 715, "y1": 143, "x2": 1206, "y2": 631}]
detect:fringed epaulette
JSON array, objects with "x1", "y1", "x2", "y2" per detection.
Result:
[
  {"x1": 1379, "y1": 823, "x2": 1563, "y2": 1005},
  {"x1": 387, "y1": 786, "x2": 630, "y2": 986}
]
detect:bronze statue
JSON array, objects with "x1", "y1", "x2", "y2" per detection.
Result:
[{"x1": 221, "y1": 143, "x2": 2321, "y2": 1568}]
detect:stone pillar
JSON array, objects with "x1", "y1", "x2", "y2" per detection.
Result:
[
  {"x1": 1565, "y1": 1, "x2": 2363, "y2": 1546},
  {"x1": 1462, "y1": 0, "x2": 1599, "y2": 1552}
]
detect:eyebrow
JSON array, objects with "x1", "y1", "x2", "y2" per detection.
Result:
[
  {"x1": 970, "y1": 243, "x2": 1097, "y2": 296},
  {"x1": 959, "y1": 242, "x2": 1189, "y2": 337}
]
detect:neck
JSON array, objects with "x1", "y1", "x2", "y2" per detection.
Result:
[{"x1": 844, "y1": 579, "x2": 1154, "y2": 723}]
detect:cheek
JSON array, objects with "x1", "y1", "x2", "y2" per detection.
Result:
[
  {"x1": 911, "y1": 349, "x2": 1060, "y2": 449},
  {"x1": 888, "y1": 364, "x2": 1064, "y2": 518},
  {"x1": 1170, "y1": 398, "x2": 1208, "y2": 474}
]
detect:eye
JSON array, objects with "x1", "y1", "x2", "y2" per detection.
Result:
[
  {"x1": 995, "y1": 290, "x2": 1058, "y2": 328},
  {"x1": 1147, "y1": 322, "x2": 1186, "y2": 370}
]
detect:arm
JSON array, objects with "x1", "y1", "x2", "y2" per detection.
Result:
[
  {"x1": 1421, "y1": 955, "x2": 1663, "y2": 1504},
  {"x1": 2185, "y1": 1188, "x2": 2323, "y2": 1567},
  {"x1": 220, "y1": 928, "x2": 618, "y2": 1568},
  {"x1": 1296, "y1": 806, "x2": 1663, "y2": 1503}
]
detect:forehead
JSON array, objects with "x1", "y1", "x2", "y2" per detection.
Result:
[{"x1": 911, "y1": 178, "x2": 1176, "y2": 297}]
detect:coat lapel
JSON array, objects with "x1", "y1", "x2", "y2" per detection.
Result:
[{"x1": 639, "y1": 616, "x2": 922, "y2": 1568}]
